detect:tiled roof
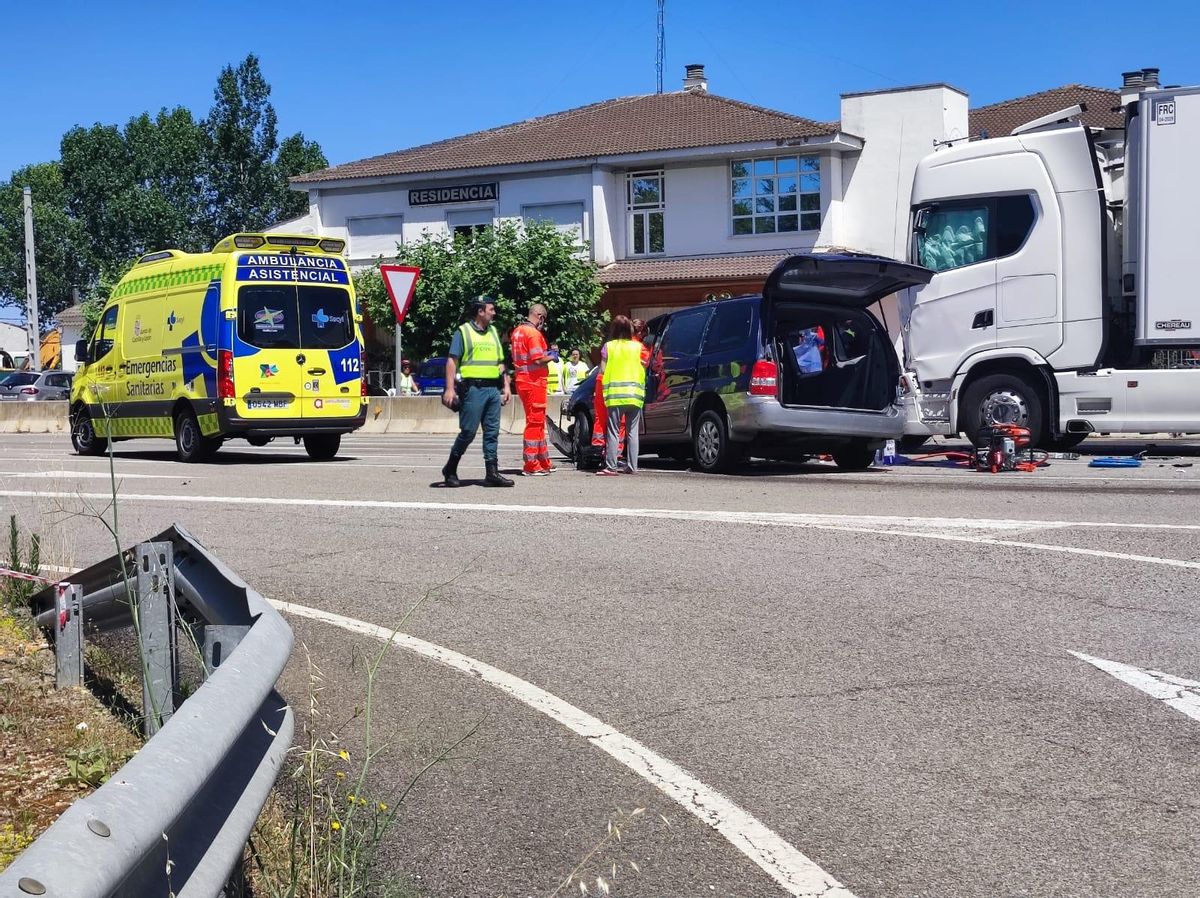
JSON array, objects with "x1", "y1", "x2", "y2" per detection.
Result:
[
  {"x1": 293, "y1": 91, "x2": 837, "y2": 184},
  {"x1": 969, "y1": 84, "x2": 1122, "y2": 138},
  {"x1": 596, "y1": 252, "x2": 794, "y2": 285}
]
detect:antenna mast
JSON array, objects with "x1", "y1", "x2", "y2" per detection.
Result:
[{"x1": 656, "y1": 0, "x2": 665, "y2": 93}]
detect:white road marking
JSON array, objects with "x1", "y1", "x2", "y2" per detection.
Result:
[
  {"x1": 5, "y1": 491, "x2": 1200, "y2": 577},
  {"x1": 274, "y1": 599, "x2": 855, "y2": 898},
  {"x1": 0, "y1": 470, "x2": 196, "y2": 480},
  {"x1": 1070, "y1": 652, "x2": 1200, "y2": 723}
]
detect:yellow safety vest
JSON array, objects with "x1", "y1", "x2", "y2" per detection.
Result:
[
  {"x1": 602, "y1": 340, "x2": 646, "y2": 407},
  {"x1": 546, "y1": 359, "x2": 562, "y2": 394},
  {"x1": 458, "y1": 323, "x2": 504, "y2": 379}
]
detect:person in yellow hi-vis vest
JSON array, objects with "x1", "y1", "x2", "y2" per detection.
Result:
[
  {"x1": 440, "y1": 296, "x2": 514, "y2": 488},
  {"x1": 595, "y1": 315, "x2": 647, "y2": 476},
  {"x1": 544, "y1": 342, "x2": 563, "y2": 395}
]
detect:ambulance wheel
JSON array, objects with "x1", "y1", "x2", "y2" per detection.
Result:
[
  {"x1": 70, "y1": 408, "x2": 107, "y2": 456},
  {"x1": 246, "y1": 435, "x2": 272, "y2": 447},
  {"x1": 174, "y1": 410, "x2": 218, "y2": 463},
  {"x1": 303, "y1": 433, "x2": 341, "y2": 460}
]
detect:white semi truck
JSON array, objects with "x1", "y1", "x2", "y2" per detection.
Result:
[{"x1": 900, "y1": 71, "x2": 1200, "y2": 447}]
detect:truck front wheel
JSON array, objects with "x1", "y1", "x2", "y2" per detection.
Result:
[{"x1": 960, "y1": 372, "x2": 1046, "y2": 448}]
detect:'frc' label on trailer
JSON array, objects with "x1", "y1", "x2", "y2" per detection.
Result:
[{"x1": 1155, "y1": 100, "x2": 1176, "y2": 126}]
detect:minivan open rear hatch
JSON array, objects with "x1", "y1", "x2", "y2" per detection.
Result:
[
  {"x1": 762, "y1": 253, "x2": 933, "y2": 310},
  {"x1": 762, "y1": 254, "x2": 933, "y2": 412}
]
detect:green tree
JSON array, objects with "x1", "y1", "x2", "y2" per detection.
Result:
[
  {"x1": 355, "y1": 220, "x2": 608, "y2": 363},
  {"x1": 204, "y1": 53, "x2": 327, "y2": 236},
  {"x1": 0, "y1": 162, "x2": 94, "y2": 327}
]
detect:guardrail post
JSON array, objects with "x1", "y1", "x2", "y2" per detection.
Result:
[
  {"x1": 202, "y1": 624, "x2": 250, "y2": 674},
  {"x1": 54, "y1": 582, "x2": 83, "y2": 689},
  {"x1": 137, "y1": 541, "x2": 177, "y2": 737}
]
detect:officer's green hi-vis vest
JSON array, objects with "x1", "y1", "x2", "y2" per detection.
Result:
[
  {"x1": 602, "y1": 339, "x2": 646, "y2": 407},
  {"x1": 458, "y1": 323, "x2": 504, "y2": 379}
]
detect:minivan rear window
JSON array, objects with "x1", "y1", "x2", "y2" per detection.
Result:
[
  {"x1": 660, "y1": 307, "x2": 712, "y2": 357},
  {"x1": 703, "y1": 301, "x2": 753, "y2": 354},
  {"x1": 238, "y1": 286, "x2": 354, "y2": 350}
]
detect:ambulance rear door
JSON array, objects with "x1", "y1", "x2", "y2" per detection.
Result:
[
  {"x1": 233, "y1": 284, "x2": 309, "y2": 421},
  {"x1": 296, "y1": 286, "x2": 361, "y2": 421}
]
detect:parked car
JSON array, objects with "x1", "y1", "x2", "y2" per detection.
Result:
[
  {"x1": 552, "y1": 254, "x2": 933, "y2": 473},
  {"x1": 417, "y1": 357, "x2": 449, "y2": 395},
  {"x1": 0, "y1": 370, "x2": 73, "y2": 401}
]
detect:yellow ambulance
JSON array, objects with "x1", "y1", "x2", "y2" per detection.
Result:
[{"x1": 70, "y1": 233, "x2": 367, "y2": 462}]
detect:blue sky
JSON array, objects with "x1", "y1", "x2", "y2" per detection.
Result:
[{"x1": 4, "y1": 0, "x2": 1198, "y2": 180}]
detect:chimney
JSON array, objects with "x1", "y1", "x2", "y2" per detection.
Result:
[
  {"x1": 1141, "y1": 67, "x2": 1160, "y2": 88},
  {"x1": 1120, "y1": 69, "x2": 1144, "y2": 108},
  {"x1": 683, "y1": 63, "x2": 708, "y2": 93}
]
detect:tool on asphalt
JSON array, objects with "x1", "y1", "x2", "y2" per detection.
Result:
[
  {"x1": 1089, "y1": 456, "x2": 1143, "y2": 468},
  {"x1": 974, "y1": 424, "x2": 1040, "y2": 473}
]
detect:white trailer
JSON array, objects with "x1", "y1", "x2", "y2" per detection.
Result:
[{"x1": 900, "y1": 73, "x2": 1200, "y2": 446}]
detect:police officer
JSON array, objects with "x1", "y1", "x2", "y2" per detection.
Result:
[{"x1": 440, "y1": 296, "x2": 514, "y2": 488}]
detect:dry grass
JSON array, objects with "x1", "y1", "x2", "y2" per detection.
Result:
[{"x1": 0, "y1": 609, "x2": 142, "y2": 871}]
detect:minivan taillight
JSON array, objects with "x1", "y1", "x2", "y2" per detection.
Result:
[
  {"x1": 19, "y1": 387, "x2": 38, "y2": 396},
  {"x1": 750, "y1": 359, "x2": 777, "y2": 396},
  {"x1": 218, "y1": 350, "x2": 235, "y2": 399}
]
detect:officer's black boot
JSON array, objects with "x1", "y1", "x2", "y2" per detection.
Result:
[
  {"x1": 484, "y1": 460, "x2": 514, "y2": 487},
  {"x1": 441, "y1": 452, "x2": 463, "y2": 487}
]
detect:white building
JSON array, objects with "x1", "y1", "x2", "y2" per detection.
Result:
[{"x1": 282, "y1": 66, "x2": 1120, "y2": 333}]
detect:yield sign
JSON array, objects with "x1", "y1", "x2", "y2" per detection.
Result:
[{"x1": 379, "y1": 265, "x2": 421, "y2": 324}]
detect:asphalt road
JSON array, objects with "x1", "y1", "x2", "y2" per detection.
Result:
[{"x1": 2, "y1": 431, "x2": 1199, "y2": 898}]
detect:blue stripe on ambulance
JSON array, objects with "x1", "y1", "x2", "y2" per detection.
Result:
[{"x1": 328, "y1": 341, "x2": 362, "y2": 385}]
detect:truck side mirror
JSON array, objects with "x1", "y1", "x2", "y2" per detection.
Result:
[{"x1": 74, "y1": 339, "x2": 90, "y2": 364}]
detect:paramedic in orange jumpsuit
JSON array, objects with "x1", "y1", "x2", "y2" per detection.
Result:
[
  {"x1": 510, "y1": 303, "x2": 554, "y2": 475},
  {"x1": 593, "y1": 318, "x2": 650, "y2": 452}
]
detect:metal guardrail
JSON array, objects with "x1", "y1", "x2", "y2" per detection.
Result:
[{"x1": 1, "y1": 525, "x2": 294, "y2": 898}]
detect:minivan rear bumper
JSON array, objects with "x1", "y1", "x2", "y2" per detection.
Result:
[{"x1": 726, "y1": 395, "x2": 905, "y2": 441}]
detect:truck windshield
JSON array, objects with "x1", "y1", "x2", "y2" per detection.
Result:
[{"x1": 238, "y1": 286, "x2": 354, "y2": 350}]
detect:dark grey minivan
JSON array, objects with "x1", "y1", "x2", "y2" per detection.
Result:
[{"x1": 558, "y1": 254, "x2": 933, "y2": 472}]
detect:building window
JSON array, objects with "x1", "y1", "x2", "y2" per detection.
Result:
[
  {"x1": 347, "y1": 214, "x2": 404, "y2": 262},
  {"x1": 731, "y1": 156, "x2": 821, "y2": 235},
  {"x1": 522, "y1": 202, "x2": 586, "y2": 244},
  {"x1": 446, "y1": 208, "x2": 494, "y2": 243},
  {"x1": 627, "y1": 170, "x2": 664, "y2": 255}
]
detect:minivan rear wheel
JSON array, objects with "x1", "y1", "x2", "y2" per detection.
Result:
[
  {"x1": 832, "y1": 441, "x2": 876, "y2": 471},
  {"x1": 692, "y1": 410, "x2": 740, "y2": 474},
  {"x1": 304, "y1": 433, "x2": 341, "y2": 460}
]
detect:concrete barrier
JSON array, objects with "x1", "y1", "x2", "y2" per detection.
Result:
[
  {"x1": 0, "y1": 397, "x2": 542, "y2": 436},
  {"x1": 0, "y1": 400, "x2": 69, "y2": 434},
  {"x1": 362, "y1": 396, "x2": 531, "y2": 434}
]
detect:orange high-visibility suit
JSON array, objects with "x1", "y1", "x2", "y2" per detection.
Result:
[
  {"x1": 592, "y1": 338, "x2": 650, "y2": 449},
  {"x1": 511, "y1": 321, "x2": 552, "y2": 473}
]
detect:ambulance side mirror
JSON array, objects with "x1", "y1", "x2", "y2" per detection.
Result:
[{"x1": 74, "y1": 340, "x2": 90, "y2": 364}]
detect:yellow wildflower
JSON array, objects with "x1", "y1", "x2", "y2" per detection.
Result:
[{"x1": 330, "y1": 821, "x2": 341, "y2": 831}]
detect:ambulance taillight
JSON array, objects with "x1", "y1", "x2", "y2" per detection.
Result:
[
  {"x1": 218, "y1": 350, "x2": 235, "y2": 399},
  {"x1": 360, "y1": 350, "x2": 368, "y2": 398}
]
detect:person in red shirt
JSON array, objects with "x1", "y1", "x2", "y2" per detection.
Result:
[{"x1": 510, "y1": 303, "x2": 554, "y2": 475}]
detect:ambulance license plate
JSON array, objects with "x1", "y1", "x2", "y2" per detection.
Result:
[{"x1": 247, "y1": 399, "x2": 290, "y2": 410}]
